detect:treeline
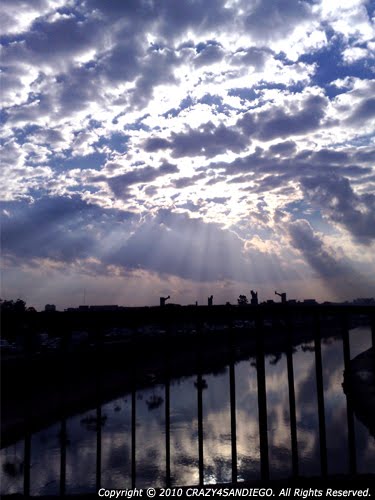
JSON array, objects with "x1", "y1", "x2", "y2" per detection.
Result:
[{"x1": 0, "y1": 298, "x2": 36, "y2": 313}]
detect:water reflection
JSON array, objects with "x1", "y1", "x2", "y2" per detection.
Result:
[{"x1": 1, "y1": 327, "x2": 374, "y2": 495}]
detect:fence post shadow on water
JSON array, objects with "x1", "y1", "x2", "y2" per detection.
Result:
[
  {"x1": 286, "y1": 312, "x2": 298, "y2": 478},
  {"x1": 341, "y1": 313, "x2": 357, "y2": 476},
  {"x1": 8, "y1": 305, "x2": 375, "y2": 493},
  {"x1": 313, "y1": 312, "x2": 327, "y2": 477}
]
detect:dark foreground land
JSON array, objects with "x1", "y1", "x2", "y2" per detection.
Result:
[
  {"x1": 344, "y1": 346, "x2": 375, "y2": 438},
  {"x1": 1, "y1": 303, "x2": 374, "y2": 447},
  {"x1": 1, "y1": 475, "x2": 375, "y2": 499}
]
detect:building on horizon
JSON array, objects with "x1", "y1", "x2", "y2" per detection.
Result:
[{"x1": 44, "y1": 304, "x2": 56, "y2": 312}]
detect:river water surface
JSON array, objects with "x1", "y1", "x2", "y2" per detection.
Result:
[{"x1": 1, "y1": 327, "x2": 374, "y2": 495}]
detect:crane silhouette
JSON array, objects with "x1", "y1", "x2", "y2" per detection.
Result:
[
  {"x1": 160, "y1": 295, "x2": 170, "y2": 307},
  {"x1": 275, "y1": 291, "x2": 287, "y2": 304}
]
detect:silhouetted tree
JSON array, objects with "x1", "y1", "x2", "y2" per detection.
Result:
[
  {"x1": 237, "y1": 295, "x2": 248, "y2": 306},
  {"x1": 14, "y1": 299, "x2": 26, "y2": 312},
  {"x1": 0, "y1": 298, "x2": 26, "y2": 312}
]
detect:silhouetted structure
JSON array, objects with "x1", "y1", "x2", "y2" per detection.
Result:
[
  {"x1": 303, "y1": 299, "x2": 317, "y2": 305},
  {"x1": 250, "y1": 290, "x2": 258, "y2": 306},
  {"x1": 208, "y1": 295, "x2": 213, "y2": 307},
  {"x1": 160, "y1": 296, "x2": 170, "y2": 307},
  {"x1": 44, "y1": 304, "x2": 56, "y2": 312},
  {"x1": 275, "y1": 291, "x2": 287, "y2": 304}
]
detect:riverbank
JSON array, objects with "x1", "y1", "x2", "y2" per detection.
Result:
[{"x1": 344, "y1": 346, "x2": 375, "y2": 438}]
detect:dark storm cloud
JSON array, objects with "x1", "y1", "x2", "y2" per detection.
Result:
[
  {"x1": 1, "y1": 196, "x2": 136, "y2": 262},
  {"x1": 107, "y1": 162, "x2": 179, "y2": 199},
  {"x1": 301, "y1": 175, "x2": 375, "y2": 243}
]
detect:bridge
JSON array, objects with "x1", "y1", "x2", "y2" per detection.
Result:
[{"x1": 1, "y1": 304, "x2": 374, "y2": 495}]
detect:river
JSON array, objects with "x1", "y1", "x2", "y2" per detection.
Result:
[{"x1": 1, "y1": 326, "x2": 374, "y2": 495}]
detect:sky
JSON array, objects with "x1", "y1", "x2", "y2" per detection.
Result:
[{"x1": 1, "y1": 0, "x2": 375, "y2": 310}]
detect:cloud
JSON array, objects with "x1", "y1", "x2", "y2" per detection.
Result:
[
  {"x1": 193, "y1": 41, "x2": 225, "y2": 68},
  {"x1": 144, "y1": 121, "x2": 248, "y2": 158},
  {"x1": 238, "y1": 94, "x2": 328, "y2": 141},
  {"x1": 129, "y1": 47, "x2": 182, "y2": 108},
  {"x1": 0, "y1": 196, "x2": 133, "y2": 263},
  {"x1": 289, "y1": 219, "x2": 344, "y2": 277},
  {"x1": 107, "y1": 209, "x2": 291, "y2": 283},
  {"x1": 156, "y1": 0, "x2": 235, "y2": 38},
  {"x1": 107, "y1": 162, "x2": 179, "y2": 199},
  {"x1": 170, "y1": 172, "x2": 206, "y2": 189},
  {"x1": 347, "y1": 97, "x2": 375, "y2": 124},
  {"x1": 301, "y1": 175, "x2": 375, "y2": 243},
  {"x1": 1, "y1": 15, "x2": 101, "y2": 69},
  {"x1": 242, "y1": 0, "x2": 314, "y2": 41},
  {"x1": 1, "y1": 196, "x2": 292, "y2": 288},
  {"x1": 230, "y1": 47, "x2": 272, "y2": 71},
  {"x1": 99, "y1": 42, "x2": 143, "y2": 83},
  {"x1": 288, "y1": 219, "x2": 374, "y2": 298},
  {"x1": 269, "y1": 141, "x2": 297, "y2": 156},
  {"x1": 0, "y1": 0, "x2": 66, "y2": 35}
]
